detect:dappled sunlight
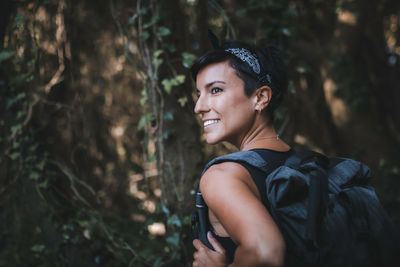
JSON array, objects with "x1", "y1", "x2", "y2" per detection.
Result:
[
  {"x1": 129, "y1": 181, "x2": 147, "y2": 200},
  {"x1": 131, "y1": 213, "x2": 146, "y2": 222},
  {"x1": 111, "y1": 125, "x2": 124, "y2": 138},
  {"x1": 299, "y1": 77, "x2": 308, "y2": 90},
  {"x1": 2, "y1": 0, "x2": 399, "y2": 266},
  {"x1": 323, "y1": 78, "x2": 350, "y2": 126},
  {"x1": 294, "y1": 134, "x2": 324, "y2": 154},
  {"x1": 294, "y1": 134, "x2": 307, "y2": 145},
  {"x1": 148, "y1": 222, "x2": 166, "y2": 236},
  {"x1": 129, "y1": 169, "x2": 159, "y2": 203},
  {"x1": 385, "y1": 15, "x2": 400, "y2": 60},
  {"x1": 143, "y1": 200, "x2": 156, "y2": 213},
  {"x1": 111, "y1": 125, "x2": 126, "y2": 161},
  {"x1": 337, "y1": 10, "x2": 357, "y2": 25}
]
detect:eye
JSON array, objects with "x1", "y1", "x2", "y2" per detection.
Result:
[
  {"x1": 196, "y1": 90, "x2": 200, "y2": 98},
  {"x1": 211, "y1": 87, "x2": 222, "y2": 94}
]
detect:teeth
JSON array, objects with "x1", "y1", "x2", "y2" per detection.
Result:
[{"x1": 204, "y1": 120, "x2": 220, "y2": 127}]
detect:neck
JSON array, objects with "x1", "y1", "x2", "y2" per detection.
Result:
[
  {"x1": 238, "y1": 123, "x2": 279, "y2": 151},
  {"x1": 241, "y1": 134, "x2": 280, "y2": 150}
]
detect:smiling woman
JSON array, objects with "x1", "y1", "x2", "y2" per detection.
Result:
[
  {"x1": 195, "y1": 61, "x2": 255, "y2": 146},
  {"x1": 190, "y1": 38, "x2": 291, "y2": 267}
]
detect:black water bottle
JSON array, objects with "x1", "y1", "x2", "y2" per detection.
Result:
[{"x1": 195, "y1": 191, "x2": 214, "y2": 250}]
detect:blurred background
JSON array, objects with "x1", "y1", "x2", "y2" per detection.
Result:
[{"x1": 1, "y1": 0, "x2": 399, "y2": 266}]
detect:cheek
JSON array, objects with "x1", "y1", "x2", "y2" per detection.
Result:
[{"x1": 223, "y1": 99, "x2": 254, "y2": 124}]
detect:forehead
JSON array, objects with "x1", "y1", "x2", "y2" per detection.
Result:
[{"x1": 196, "y1": 60, "x2": 241, "y2": 88}]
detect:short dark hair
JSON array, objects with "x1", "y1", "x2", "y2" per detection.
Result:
[{"x1": 191, "y1": 40, "x2": 288, "y2": 124}]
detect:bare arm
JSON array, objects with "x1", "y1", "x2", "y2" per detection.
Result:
[{"x1": 200, "y1": 162, "x2": 285, "y2": 267}]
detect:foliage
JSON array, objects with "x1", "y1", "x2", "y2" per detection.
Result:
[{"x1": 1, "y1": 0, "x2": 400, "y2": 266}]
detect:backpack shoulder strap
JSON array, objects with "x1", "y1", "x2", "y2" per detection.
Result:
[{"x1": 202, "y1": 150, "x2": 271, "y2": 176}]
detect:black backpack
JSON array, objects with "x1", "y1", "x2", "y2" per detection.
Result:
[{"x1": 192, "y1": 150, "x2": 399, "y2": 266}]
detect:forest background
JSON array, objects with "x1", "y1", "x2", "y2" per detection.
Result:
[{"x1": 1, "y1": 0, "x2": 400, "y2": 266}]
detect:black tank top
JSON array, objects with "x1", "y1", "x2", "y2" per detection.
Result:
[{"x1": 211, "y1": 148, "x2": 293, "y2": 263}]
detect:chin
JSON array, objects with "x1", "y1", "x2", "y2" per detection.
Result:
[
  {"x1": 205, "y1": 134, "x2": 223, "y2": 145},
  {"x1": 205, "y1": 138, "x2": 219, "y2": 145}
]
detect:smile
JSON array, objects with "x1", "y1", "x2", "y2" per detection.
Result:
[{"x1": 204, "y1": 119, "x2": 220, "y2": 127}]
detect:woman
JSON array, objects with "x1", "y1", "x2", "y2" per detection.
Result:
[{"x1": 191, "y1": 39, "x2": 291, "y2": 267}]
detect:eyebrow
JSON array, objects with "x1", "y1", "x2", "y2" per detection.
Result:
[
  {"x1": 205, "y1": 80, "x2": 226, "y2": 88},
  {"x1": 196, "y1": 80, "x2": 226, "y2": 92}
]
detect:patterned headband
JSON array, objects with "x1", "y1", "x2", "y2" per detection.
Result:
[{"x1": 225, "y1": 48, "x2": 272, "y2": 86}]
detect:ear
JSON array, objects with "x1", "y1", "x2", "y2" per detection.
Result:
[{"x1": 252, "y1": 86, "x2": 272, "y2": 111}]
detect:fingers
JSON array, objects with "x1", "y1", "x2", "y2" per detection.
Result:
[
  {"x1": 193, "y1": 238, "x2": 205, "y2": 251},
  {"x1": 207, "y1": 231, "x2": 226, "y2": 254}
]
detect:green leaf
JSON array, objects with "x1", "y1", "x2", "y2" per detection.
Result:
[
  {"x1": 7, "y1": 92, "x2": 28, "y2": 109},
  {"x1": 17, "y1": 111, "x2": 26, "y2": 119},
  {"x1": 153, "y1": 258, "x2": 164, "y2": 267},
  {"x1": 138, "y1": 116, "x2": 147, "y2": 130},
  {"x1": 30, "y1": 172, "x2": 40, "y2": 180},
  {"x1": 152, "y1": 50, "x2": 164, "y2": 69},
  {"x1": 154, "y1": 49, "x2": 164, "y2": 58},
  {"x1": 181, "y1": 52, "x2": 197, "y2": 68},
  {"x1": 9, "y1": 152, "x2": 20, "y2": 160},
  {"x1": 153, "y1": 57, "x2": 163, "y2": 69},
  {"x1": 38, "y1": 179, "x2": 48, "y2": 188},
  {"x1": 164, "y1": 112, "x2": 173, "y2": 121},
  {"x1": 31, "y1": 244, "x2": 45, "y2": 253},
  {"x1": 140, "y1": 89, "x2": 148, "y2": 106},
  {"x1": 11, "y1": 124, "x2": 22, "y2": 133},
  {"x1": 78, "y1": 220, "x2": 90, "y2": 228},
  {"x1": 12, "y1": 142, "x2": 20, "y2": 149},
  {"x1": 7, "y1": 98, "x2": 17, "y2": 108},
  {"x1": 12, "y1": 56, "x2": 23, "y2": 64},
  {"x1": 163, "y1": 43, "x2": 176, "y2": 53},
  {"x1": 296, "y1": 62, "x2": 312, "y2": 74},
  {"x1": 281, "y1": 28, "x2": 291, "y2": 36},
  {"x1": 28, "y1": 59, "x2": 35, "y2": 66},
  {"x1": 0, "y1": 50, "x2": 15, "y2": 63},
  {"x1": 167, "y1": 215, "x2": 182, "y2": 228},
  {"x1": 182, "y1": 215, "x2": 192, "y2": 225},
  {"x1": 36, "y1": 160, "x2": 46, "y2": 171},
  {"x1": 139, "y1": 7, "x2": 148, "y2": 15},
  {"x1": 140, "y1": 31, "x2": 150, "y2": 40},
  {"x1": 10, "y1": 72, "x2": 34, "y2": 85},
  {"x1": 140, "y1": 96, "x2": 147, "y2": 106},
  {"x1": 157, "y1": 26, "x2": 171, "y2": 37},
  {"x1": 162, "y1": 79, "x2": 173, "y2": 94},
  {"x1": 128, "y1": 16, "x2": 137, "y2": 25},
  {"x1": 143, "y1": 15, "x2": 159, "y2": 29},
  {"x1": 14, "y1": 13, "x2": 27, "y2": 28},
  {"x1": 161, "y1": 205, "x2": 170, "y2": 215},
  {"x1": 236, "y1": 8, "x2": 247, "y2": 17},
  {"x1": 29, "y1": 144, "x2": 38, "y2": 152},
  {"x1": 175, "y1": 75, "x2": 185, "y2": 84},
  {"x1": 162, "y1": 75, "x2": 186, "y2": 94},
  {"x1": 138, "y1": 114, "x2": 154, "y2": 130},
  {"x1": 31, "y1": 46, "x2": 42, "y2": 54},
  {"x1": 288, "y1": 80, "x2": 296, "y2": 94},
  {"x1": 178, "y1": 96, "x2": 188, "y2": 107},
  {"x1": 166, "y1": 232, "x2": 180, "y2": 247},
  {"x1": 16, "y1": 92, "x2": 26, "y2": 100}
]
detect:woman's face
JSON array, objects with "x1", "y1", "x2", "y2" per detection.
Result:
[{"x1": 194, "y1": 60, "x2": 256, "y2": 146}]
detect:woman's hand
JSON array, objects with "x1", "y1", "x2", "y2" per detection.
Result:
[{"x1": 193, "y1": 231, "x2": 228, "y2": 267}]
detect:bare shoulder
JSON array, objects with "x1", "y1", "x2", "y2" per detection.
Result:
[
  {"x1": 200, "y1": 161, "x2": 250, "y2": 188},
  {"x1": 199, "y1": 161, "x2": 260, "y2": 203}
]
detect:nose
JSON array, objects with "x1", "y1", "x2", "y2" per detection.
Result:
[{"x1": 194, "y1": 94, "x2": 210, "y2": 115}]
